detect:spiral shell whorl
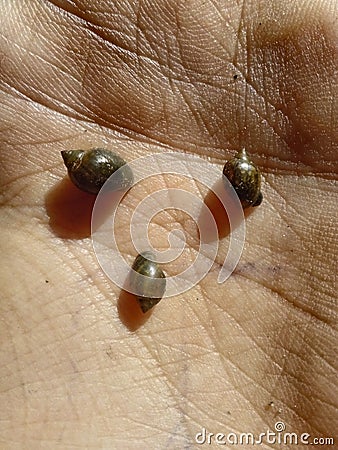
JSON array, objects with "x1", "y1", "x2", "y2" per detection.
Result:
[
  {"x1": 222, "y1": 148, "x2": 263, "y2": 208},
  {"x1": 61, "y1": 148, "x2": 133, "y2": 194},
  {"x1": 130, "y1": 252, "x2": 166, "y2": 313}
]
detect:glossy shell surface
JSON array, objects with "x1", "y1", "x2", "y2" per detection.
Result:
[
  {"x1": 61, "y1": 148, "x2": 133, "y2": 194},
  {"x1": 129, "y1": 252, "x2": 166, "y2": 313},
  {"x1": 222, "y1": 148, "x2": 263, "y2": 208}
]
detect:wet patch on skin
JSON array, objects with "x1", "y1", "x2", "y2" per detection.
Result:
[
  {"x1": 117, "y1": 289, "x2": 152, "y2": 331},
  {"x1": 45, "y1": 178, "x2": 96, "y2": 239}
]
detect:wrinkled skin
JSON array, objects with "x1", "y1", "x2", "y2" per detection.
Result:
[{"x1": 0, "y1": 1, "x2": 337, "y2": 449}]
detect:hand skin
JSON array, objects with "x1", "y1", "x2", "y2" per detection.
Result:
[{"x1": 0, "y1": 1, "x2": 337, "y2": 449}]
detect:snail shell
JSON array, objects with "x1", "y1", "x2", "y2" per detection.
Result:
[
  {"x1": 222, "y1": 148, "x2": 263, "y2": 208},
  {"x1": 129, "y1": 252, "x2": 166, "y2": 313},
  {"x1": 61, "y1": 148, "x2": 133, "y2": 194}
]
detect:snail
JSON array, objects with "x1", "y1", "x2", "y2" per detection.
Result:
[
  {"x1": 61, "y1": 148, "x2": 133, "y2": 194},
  {"x1": 222, "y1": 148, "x2": 263, "y2": 208},
  {"x1": 128, "y1": 252, "x2": 166, "y2": 313}
]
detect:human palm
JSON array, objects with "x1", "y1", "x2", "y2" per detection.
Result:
[{"x1": 1, "y1": 1, "x2": 337, "y2": 449}]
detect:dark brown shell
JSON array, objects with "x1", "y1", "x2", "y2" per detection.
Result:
[
  {"x1": 61, "y1": 148, "x2": 133, "y2": 194},
  {"x1": 129, "y1": 252, "x2": 166, "y2": 313},
  {"x1": 222, "y1": 148, "x2": 263, "y2": 208}
]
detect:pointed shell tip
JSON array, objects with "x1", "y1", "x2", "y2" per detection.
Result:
[{"x1": 61, "y1": 150, "x2": 83, "y2": 168}]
